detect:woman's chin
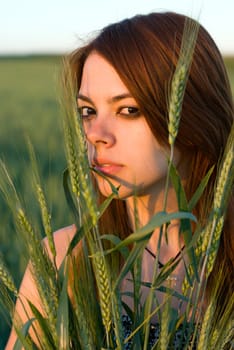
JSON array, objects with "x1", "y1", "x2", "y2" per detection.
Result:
[{"x1": 97, "y1": 179, "x2": 135, "y2": 200}]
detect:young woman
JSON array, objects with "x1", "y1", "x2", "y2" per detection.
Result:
[{"x1": 6, "y1": 11, "x2": 233, "y2": 349}]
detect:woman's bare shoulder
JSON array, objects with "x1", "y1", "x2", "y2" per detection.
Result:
[
  {"x1": 5, "y1": 225, "x2": 78, "y2": 350},
  {"x1": 43, "y1": 224, "x2": 77, "y2": 267},
  {"x1": 54, "y1": 223, "x2": 77, "y2": 236},
  {"x1": 19, "y1": 224, "x2": 77, "y2": 299},
  {"x1": 53, "y1": 223, "x2": 77, "y2": 242}
]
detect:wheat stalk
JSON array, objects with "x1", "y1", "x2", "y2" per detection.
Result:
[
  {"x1": 208, "y1": 328, "x2": 219, "y2": 350},
  {"x1": 213, "y1": 144, "x2": 233, "y2": 214},
  {"x1": 0, "y1": 255, "x2": 17, "y2": 295},
  {"x1": 26, "y1": 139, "x2": 56, "y2": 261},
  {"x1": 142, "y1": 18, "x2": 200, "y2": 350},
  {"x1": 36, "y1": 184, "x2": 56, "y2": 260},
  {"x1": 219, "y1": 319, "x2": 234, "y2": 349},
  {"x1": 71, "y1": 274, "x2": 96, "y2": 350},
  {"x1": 62, "y1": 59, "x2": 98, "y2": 227},
  {"x1": 94, "y1": 254, "x2": 112, "y2": 333},
  {"x1": 197, "y1": 301, "x2": 214, "y2": 350},
  {"x1": 160, "y1": 295, "x2": 171, "y2": 350},
  {"x1": 62, "y1": 59, "x2": 115, "y2": 345},
  {"x1": 112, "y1": 291, "x2": 124, "y2": 349},
  {"x1": 17, "y1": 208, "x2": 59, "y2": 344},
  {"x1": 167, "y1": 18, "x2": 199, "y2": 148},
  {"x1": 206, "y1": 215, "x2": 224, "y2": 276},
  {"x1": 72, "y1": 108, "x2": 98, "y2": 226},
  {"x1": 64, "y1": 123, "x2": 80, "y2": 196},
  {"x1": 204, "y1": 125, "x2": 233, "y2": 278},
  {"x1": 168, "y1": 64, "x2": 187, "y2": 146},
  {"x1": 60, "y1": 58, "x2": 114, "y2": 348}
]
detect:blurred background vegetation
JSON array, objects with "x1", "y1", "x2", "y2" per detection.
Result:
[
  {"x1": 0, "y1": 55, "x2": 72, "y2": 347},
  {"x1": 0, "y1": 55, "x2": 233, "y2": 348}
]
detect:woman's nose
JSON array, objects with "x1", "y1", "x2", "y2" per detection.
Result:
[{"x1": 84, "y1": 117, "x2": 116, "y2": 148}]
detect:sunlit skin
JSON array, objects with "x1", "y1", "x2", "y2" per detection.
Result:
[
  {"x1": 78, "y1": 52, "x2": 185, "y2": 228},
  {"x1": 78, "y1": 52, "x2": 189, "y2": 313}
]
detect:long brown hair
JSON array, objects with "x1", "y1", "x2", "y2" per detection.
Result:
[{"x1": 69, "y1": 12, "x2": 234, "y2": 309}]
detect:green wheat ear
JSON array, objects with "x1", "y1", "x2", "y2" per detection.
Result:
[
  {"x1": 213, "y1": 133, "x2": 234, "y2": 215},
  {"x1": 87, "y1": 228, "x2": 112, "y2": 345},
  {"x1": 0, "y1": 255, "x2": 17, "y2": 295},
  {"x1": 36, "y1": 184, "x2": 55, "y2": 257},
  {"x1": 61, "y1": 58, "x2": 98, "y2": 227},
  {"x1": 64, "y1": 122, "x2": 80, "y2": 196},
  {"x1": 17, "y1": 208, "x2": 59, "y2": 340},
  {"x1": 168, "y1": 18, "x2": 199, "y2": 148},
  {"x1": 197, "y1": 300, "x2": 215, "y2": 350},
  {"x1": 206, "y1": 123, "x2": 233, "y2": 277},
  {"x1": 94, "y1": 254, "x2": 112, "y2": 332},
  {"x1": 168, "y1": 64, "x2": 187, "y2": 146},
  {"x1": 27, "y1": 139, "x2": 56, "y2": 261}
]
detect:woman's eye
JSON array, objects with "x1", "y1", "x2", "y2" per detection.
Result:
[
  {"x1": 78, "y1": 106, "x2": 96, "y2": 119},
  {"x1": 118, "y1": 106, "x2": 141, "y2": 118}
]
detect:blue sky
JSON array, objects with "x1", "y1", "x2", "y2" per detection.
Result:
[{"x1": 1, "y1": 0, "x2": 233, "y2": 55}]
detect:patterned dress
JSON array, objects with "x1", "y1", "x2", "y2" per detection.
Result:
[{"x1": 122, "y1": 315, "x2": 197, "y2": 349}]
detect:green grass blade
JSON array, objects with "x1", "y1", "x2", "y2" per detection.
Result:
[
  {"x1": 111, "y1": 290, "x2": 125, "y2": 349},
  {"x1": 113, "y1": 242, "x2": 146, "y2": 290},
  {"x1": 91, "y1": 167, "x2": 120, "y2": 196},
  {"x1": 70, "y1": 243, "x2": 103, "y2": 349},
  {"x1": 140, "y1": 284, "x2": 189, "y2": 303},
  {"x1": 27, "y1": 138, "x2": 56, "y2": 259},
  {"x1": 104, "y1": 211, "x2": 196, "y2": 255},
  {"x1": 66, "y1": 192, "x2": 117, "y2": 255},
  {"x1": 63, "y1": 168, "x2": 81, "y2": 225},
  {"x1": 169, "y1": 162, "x2": 199, "y2": 280},
  {"x1": 188, "y1": 166, "x2": 214, "y2": 211},
  {"x1": 100, "y1": 234, "x2": 129, "y2": 260},
  {"x1": 121, "y1": 300, "x2": 134, "y2": 322},
  {"x1": 152, "y1": 257, "x2": 181, "y2": 288},
  {"x1": 56, "y1": 262, "x2": 69, "y2": 350},
  {"x1": 13, "y1": 319, "x2": 36, "y2": 350},
  {"x1": 28, "y1": 301, "x2": 56, "y2": 349}
]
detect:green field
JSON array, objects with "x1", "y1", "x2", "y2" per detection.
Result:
[
  {"x1": 0, "y1": 55, "x2": 233, "y2": 348},
  {"x1": 0, "y1": 56, "x2": 73, "y2": 347},
  {"x1": 224, "y1": 56, "x2": 234, "y2": 93}
]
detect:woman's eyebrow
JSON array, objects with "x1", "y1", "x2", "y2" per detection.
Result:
[
  {"x1": 77, "y1": 94, "x2": 93, "y2": 103},
  {"x1": 109, "y1": 93, "x2": 133, "y2": 103},
  {"x1": 77, "y1": 93, "x2": 133, "y2": 104}
]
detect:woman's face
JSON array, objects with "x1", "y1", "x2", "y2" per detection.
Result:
[{"x1": 78, "y1": 52, "x2": 180, "y2": 200}]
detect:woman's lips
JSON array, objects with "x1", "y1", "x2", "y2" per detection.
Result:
[{"x1": 93, "y1": 159, "x2": 123, "y2": 175}]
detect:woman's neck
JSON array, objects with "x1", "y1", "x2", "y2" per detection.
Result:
[
  {"x1": 125, "y1": 185, "x2": 179, "y2": 228},
  {"x1": 125, "y1": 186, "x2": 183, "y2": 261}
]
